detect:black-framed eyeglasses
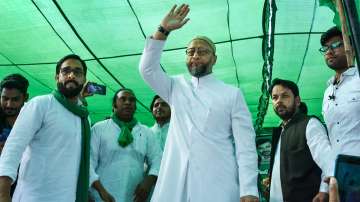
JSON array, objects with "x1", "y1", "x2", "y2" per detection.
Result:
[
  {"x1": 60, "y1": 67, "x2": 84, "y2": 77},
  {"x1": 319, "y1": 41, "x2": 343, "y2": 54},
  {"x1": 185, "y1": 48, "x2": 212, "y2": 56}
]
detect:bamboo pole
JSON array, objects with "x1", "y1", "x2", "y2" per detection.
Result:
[{"x1": 334, "y1": 0, "x2": 354, "y2": 67}]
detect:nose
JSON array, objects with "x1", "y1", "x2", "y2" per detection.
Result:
[{"x1": 5, "y1": 100, "x2": 13, "y2": 108}]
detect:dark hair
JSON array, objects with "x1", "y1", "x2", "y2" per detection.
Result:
[
  {"x1": 299, "y1": 102, "x2": 308, "y2": 115},
  {"x1": 56, "y1": 54, "x2": 87, "y2": 76},
  {"x1": 150, "y1": 95, "x2": 160, "y2": 111},
  {"x1": 256, "y1": 138, "x2": 271, "y2": 147},
  {"x1": 0, "y1": 74, "x2": 29, "y2": 95},
  {"x1": 320, "y1": 26, "x2": 342, "y2": 46},
  {"x1": 269, "y1": 78, "x2": 299, "y2": 97},
  {"x1": 112, "y1": 88, "x2": 135, "y2": 107}
]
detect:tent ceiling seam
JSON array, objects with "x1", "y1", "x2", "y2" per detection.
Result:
[
  {"x1": 296, "y1": 0, "x2": 317, "y2": 83},
  {"x1": 51, "y1": 0, "x2": 150, "y2": 112},
  {"x1": 126, "y1": 0, "x2": 167, "y2": 73},
  {"x1": 226, "y1": 0, "x2": 240, "y2": 87},
  {"x1": 0, "y1": 32, "x2": 324, "y2": 67},
  {"x1": 31, "y1": 0, "x2": 116, "y2": 94},
  {"x1": 0, "y1": 52, "x2": 53, "y2": 91}
]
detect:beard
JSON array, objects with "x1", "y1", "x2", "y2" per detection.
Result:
[
  {"x1": 2, "y1": 107, "x2": 21, "y2": 117},
  {"x1": 57, "y1": 81, "x2": 83, "y2": 98},
  {"x1": 274, "y1": 102, "x2": 296, "y2": 121},
  {"x1": 186, "y1": 62, "x2": 211, "y2": 78},
  {"x1": 326, "y1": 55, "x2": 349, "y2": 71}
]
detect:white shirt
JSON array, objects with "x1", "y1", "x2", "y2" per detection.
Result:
[
  {"x1": 89, "y1": 119, "x2": 162, "y2": 202},
  {"x1": 270, "y1": 118, "x2": 332, "y2": 201},
  {"x1": 322, "y1": 67, "x2": 360, "y2": 174},
  {"x1": 0, "y1": 94, "x2": 82, "y2": 202},
  {"x1": 151, "y1": 122, "x2": 169, "y2": 151},
  {"x1": 139, "y1": 38, "x2": 259, "y2": 202}
]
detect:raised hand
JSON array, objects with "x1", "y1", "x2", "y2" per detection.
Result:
[{"x1": 160, "y1": 4, "x2": 190, "y2": 32}]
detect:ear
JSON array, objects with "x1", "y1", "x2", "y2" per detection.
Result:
[
  {"x1": 55, "y1": 74, "x2": 59, "y2": 81},
  {"x1": 212, "y1": 55, "x2": 217, "y2": 65},
  {"x1": 25, "y1": 93, "x2": 29, "y2": 102},
  {"x1": 295, "y1": 96, "x2": 301, "y2": 107}
]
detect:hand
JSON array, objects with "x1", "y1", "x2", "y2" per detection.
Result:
[
  {"x1": 99, "y1": 189, "x2": 116, "y2": 202},
  {"x1": 80, "y1": 81, "x2": 94, "y2": 98},
  {"x1": 240, "y1": 195, "x2": 259, "y2": 202},
  {"x1": 160, "y1": 4, "x2": 190, "y2": 32},
  {"x1": 328, "y1": 177, "x2": 340, "y2": 202},
  {"x1": 133, "y1": 181, "x2": 152, "y2": 202},
  {"x1": 312, "y1": 192, "x2": 329, "y2": 202},
  {"x1": 0, "y1": 176, "x2": 12, "y2": 202}
]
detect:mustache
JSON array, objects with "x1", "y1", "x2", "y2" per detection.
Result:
[{"x1": 64, "y1": 80, "x2": 79, "y2": 86}]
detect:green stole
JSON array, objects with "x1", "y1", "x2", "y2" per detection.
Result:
[
  {"x1": 52, "y1": 90, "x2": 90, "y2": 202},
  {"x1": 111, "y1": 113, "x2": 137, "y2": 147}
]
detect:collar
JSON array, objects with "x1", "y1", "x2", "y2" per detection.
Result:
[
  {"x1": 327, "y1": 66, "x2": 358, "y2": 86},
  {"x1": 154, "y1": 122, "x2": 170, "y2": 129},
  {"x1": 190, "y1": 73, "x2": 216, "y2": 88}
]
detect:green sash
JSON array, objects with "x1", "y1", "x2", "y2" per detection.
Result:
[
  {"x1": 52, "y1": 90, "x2": 90, "y2": 202},
  {"x1": 111, "y1": 113, "x2": 137, "y2": 147}
]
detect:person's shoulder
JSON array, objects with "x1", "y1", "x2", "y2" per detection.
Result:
[
  {"x1": 29, "y1": 94, "x2": 53, "y2": 103},
  {"x1": 92, "y1": 119, "x2": 112, "y2": 129}
]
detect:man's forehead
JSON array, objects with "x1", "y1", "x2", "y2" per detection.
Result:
[
  {"x1": 325, "y1": 36, "x2": 343, "y2": 45},
  {"x1": 188, "y1": 40, "x2": 212, "y2": 49},
  {"x1": 61, "y1": 59, "x2": 83, "y2": 69},
  {"x1": 117, "y1": 90, "x2": 135, "y2": 98},
  {"x1": 1, "y1": 88, "x2": 23, "y2": 97}
]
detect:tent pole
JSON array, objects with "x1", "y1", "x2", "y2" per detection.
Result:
[{"x1": 343, "y1": 0, "x2": 360, "y2": 76}]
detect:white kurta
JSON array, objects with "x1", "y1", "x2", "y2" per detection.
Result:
[
  {"x1": 322, "y1": 67, "x2": 360, "y2": 174},
  {"x1": 151, "y1": 122, "x2": 169, "y2": 151},
  {"x1": 270, "y1": 118, "x2": 332, "y2": 201},
  {"x1": 0, "y1": 94, "x2": 82, "y2": 202},
  {"x1": 89, "y1": 119, "x2": 162, "y2": 202},
  {"x1": 140, "y1": 38, "x2": 259, "y2": 202}
]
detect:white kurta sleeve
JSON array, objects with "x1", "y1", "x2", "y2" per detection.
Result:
[
  {"x1": 89, "y1": 125, "x2": 101, "y2": 185},
  {"x1": 139, "y1": 38, "x2": 173, "y2": 103},
  {"x1": 0, "y1": 97, "x2": 47, "y2": 181},
  {"x1": 306, "y1": 118, "x2": 332, "y2": 192},
  {"x1": 145, "y1": 128, "x2": 162, "y2": 176},
  {"x1": 231, "y1": 90, "x2": 259, "y2": 197}
]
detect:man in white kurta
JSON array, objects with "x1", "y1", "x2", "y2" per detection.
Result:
[
  {"x1": 89, "y1": 89, "x2": 162, "y2": 202},
  {"x1": 0, "y1": 54, "x2": 90, "y2": 202},
  {"x1": 320, "y1": 27, "x2": 360, "y2": 173},
  {"x1": 139, "y1": 4, "x2": 259, "y2": 202},
  {"x1": 150, "y1": 95, "x2": 171, "y2": 151}
]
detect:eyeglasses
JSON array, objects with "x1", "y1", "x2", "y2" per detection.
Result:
[
  {"x1": 185, "y1": 48, "x2": 213, "y2": 56},
  {"x1": 60, "y1": 67, "x2": 84, "y2": 77},
  {"x1": 319, "y1": 41, "x2": 343, "y2": 54}
]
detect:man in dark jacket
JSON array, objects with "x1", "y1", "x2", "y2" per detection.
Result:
[{"x1": 268, "y1": 78, "x2": 331, "y2": 202}]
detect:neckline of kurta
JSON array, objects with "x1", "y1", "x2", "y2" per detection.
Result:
[
  {"x1": 190, "y1": 73, "x2": 216, "y2": 88},
  {"x1": 327, "y1": 66, "x2": 358, "y2": 86}
]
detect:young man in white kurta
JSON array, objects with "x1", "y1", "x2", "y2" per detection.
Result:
[
  {"x1": 139, "y1": 4, "x2": 259, "y2": 202},
  {"x1": 320, "y1": 27, "x2": 360, "y2": 173},
  {"x1": 0, "y1": 54, "x2": 90, "y2": 202}
]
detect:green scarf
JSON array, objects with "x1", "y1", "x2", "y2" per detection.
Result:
[
  {"x1": 111, "y1": 113, "x2": 137, "y2": 147},
  {"x1": 52, "y1": 90, "x2": 90, "y2": 202}
]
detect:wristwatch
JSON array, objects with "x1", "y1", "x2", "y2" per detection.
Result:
[{"x1": 158, "y1": 25, "x2": 170, "y2": 36}]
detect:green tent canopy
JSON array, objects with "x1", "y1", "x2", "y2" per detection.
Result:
[{"x1": 0, "y1": 0, "x2": 352, "y2": 129}]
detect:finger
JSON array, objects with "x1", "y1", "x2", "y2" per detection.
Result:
[
  {"x1": 167, "y1": 4, "x2": 177, "y2": 16},
  {"x1": 179, "y1": 6, "x2": 190, "y2": 19},
  {"x1": 175, "y1": 4, "x2": 185, "y2": 14},
  {"x1": 180, "y1": 18, "x2": 190, "y2": 27},
  {"x1": 179, "y1": 4, "x2": 189, "y2": 16},
  {"x1": 329, "y1": 178, "x2": 339, "y2": 202}
]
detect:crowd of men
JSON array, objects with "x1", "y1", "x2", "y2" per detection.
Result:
[{"x1": 0, "y1": 4, "x2": 357, "y2": 202}]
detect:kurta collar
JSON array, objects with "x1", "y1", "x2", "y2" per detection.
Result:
[
  {"x1": 191, "y1": 73, "x2": 216, "y2": 88},
  {"x1": 154, "y1": 122, "x2": 170, "y2": 130},
  {"x1": 327, "y1": 66, "x2": 358, "y2": 86}
]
